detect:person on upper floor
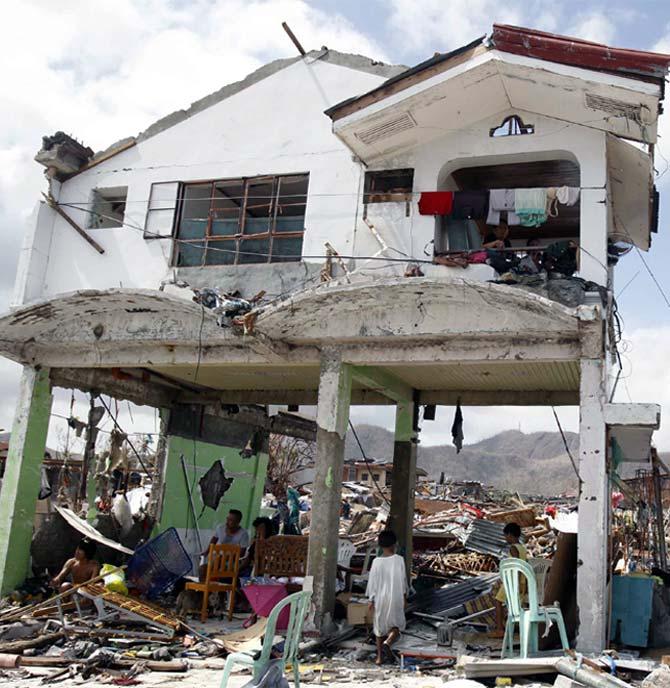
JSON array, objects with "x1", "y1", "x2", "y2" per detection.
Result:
[{"x1": 482, "y1": 221, "x2": 512, "y2": 249}]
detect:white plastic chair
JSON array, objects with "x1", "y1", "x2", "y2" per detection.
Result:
[
  {"x1": 529, "y1": 557, "x2": 552, "y2": 603},
  {"x1": 337, "y1": 539, "x2": 356, "y2": 568}
]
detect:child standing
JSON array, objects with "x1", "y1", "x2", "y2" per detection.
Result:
[
  {"x1": 366, "y1": 530, "x2": 408, "y2": 665},
  {"x1": 493, "y1": 522, "x2": 527, "y2": 636}
]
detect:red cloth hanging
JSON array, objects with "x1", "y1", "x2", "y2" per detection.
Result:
[{"x1": 418, "y1": 191, "x2": 454, "y2": 215}]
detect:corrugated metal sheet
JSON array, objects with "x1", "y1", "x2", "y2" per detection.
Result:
[
  {"x1": 410, "y1": 573, "x2": 498, "y2": 615},
  {"x1": 464, "y1": 519, "x2": 507, "y2": 557}
]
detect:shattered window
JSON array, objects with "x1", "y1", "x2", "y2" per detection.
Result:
[
  {"x1": 363, "y1": 168, "x2": 414, "y2": 203},
  {"x1": 174, "y1": 174, "x2": 308, "y2": 267}
]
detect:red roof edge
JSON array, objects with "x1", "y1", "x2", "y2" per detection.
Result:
[{"x1": 491, "y1": 24, "x2": 670, "y2": 82}]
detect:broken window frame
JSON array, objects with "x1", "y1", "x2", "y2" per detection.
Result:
[
  {"x1": 88, "y1": 186, "x2": 128, "y2": 229},
  {"x1": 363, "y1": 168, "x2": 414, "y2": 204},
  {"x1": 144, "y1": 181, "x2": 179, "y2": 239},
  {"x1": 172, "y1": 173, "x2": 309, "y2": 267}
]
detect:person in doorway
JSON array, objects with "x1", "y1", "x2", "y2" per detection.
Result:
[
  {"x1": 199, "y1": 509, "x2": 249, "y2": 580},
  {"x1": 366, "y1": 530, "x2": 408, "y2": 665},
  {"x1": 482, "y1": 221, "x2": 512, "y2": 249},
  {"x1": 492, "y1": 522, "x2": 528, "y2": 637},
  {"x1": 51, "y1": 539, "x2": 100, "y2": 592}
]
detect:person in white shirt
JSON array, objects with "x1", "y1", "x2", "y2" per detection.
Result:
[
  {"x1": 366, "y1": 530, "x2": 408, "y2": 665},
  {"x1": 199, "y1": 509, "x2": 249, "y2": 580}
]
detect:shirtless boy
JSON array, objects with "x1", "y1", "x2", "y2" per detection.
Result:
[{"x1": 51, "y1": 539, "x2": 100, "y2": 592}]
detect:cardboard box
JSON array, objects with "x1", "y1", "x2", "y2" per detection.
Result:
[{"x1": 337, "y1": 592, "x2": 372, "y2": 626}]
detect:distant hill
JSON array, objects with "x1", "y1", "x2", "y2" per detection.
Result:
[{"x1": 345, "y1": 424, "x2": 580, "y2": 496}]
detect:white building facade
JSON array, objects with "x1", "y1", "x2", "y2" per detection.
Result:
[{"x1": 1, "y1": 26, "x2": 669, "y2": 652}]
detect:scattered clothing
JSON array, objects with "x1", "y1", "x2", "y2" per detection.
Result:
[
  {"x1": 544, "y1": 241, "x2": 578, "y2": 276},
  {"x1": 452, "y1": 191, "x2": 488, "y2": 220},
  {"x1": 467, "y1": 251, "x2": 488, "y2": 264},
  {"x1": 418, "y1": 191, "x2": 453, "y2": 215},
  {"x1": 451, "y1": 401, "x2": 464, "y2": 453},
  {"x1": 485, "y1": 249, "x2": 518, "y2": 274},
  {"x1": 367, "y1": 553, "x2": 408, "y2": 637},
  {"x1": 486, "y1": 189, "x2": 521, "y2": 225},
  {"x1": 514, "y1": 188, "x2": 548, "y2": 227}
]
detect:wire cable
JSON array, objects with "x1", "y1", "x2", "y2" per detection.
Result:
[
  {"x1": 551, "y1": 406, "x2": 581, "y2": 484},
  {"x1": 347, "y1": 419, "x2": 391, "y2": 507}
]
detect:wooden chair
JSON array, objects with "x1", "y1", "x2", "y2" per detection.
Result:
[
  {"x1": 254, "y1": 535, "x2": 309, "y2": 579},
  {"x1": 185, "y1": 543, "x2": 240, "y2": 622}
]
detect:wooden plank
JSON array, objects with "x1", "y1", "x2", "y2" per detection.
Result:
[{"x1": 42, "y1": 193, "x2": 105, "y2": 254}]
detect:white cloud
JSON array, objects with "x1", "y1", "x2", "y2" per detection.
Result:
[
  {"x1": 568, "y1": 11, "x2": 616, "y2": 45},
  {"x1": 0, "y1": 0, "x2": 388, "y2": 437},
  {"x1": 387, "y1": 0, "x2": 529, "y2": 53}
]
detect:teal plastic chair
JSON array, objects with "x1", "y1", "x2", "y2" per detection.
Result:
[
  {"x1": 500, "y1": 558, "x2": 569, "y2": 658},
  {"x1": 220, "y1": 589, "x2": 312, "y2": 688}
]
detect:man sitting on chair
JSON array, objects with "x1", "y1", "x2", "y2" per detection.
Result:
[{"x1": 199, "y1": 509, "x2": 249, "y2": 581}]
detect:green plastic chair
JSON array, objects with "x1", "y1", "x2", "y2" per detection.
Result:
[
  {"x1": 220, "y1": 589, "x2": 312, "y2": 688},
  {"x1": 499, "y1": 558, "x2": 569, "y2": 658}
]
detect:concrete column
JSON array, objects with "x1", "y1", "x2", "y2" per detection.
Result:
[
  {"x1": 579, "y1": 187, "x2": 608, "y2": 286},
  {"x1": 389, "y1": 399, "x2": 417, "y2": 574},
  {"x1": 307, "y1": 348, "x2": 351, "y2": 630},
  {"x1": 0, "y1": 367, "x2": 53, "y2": 594},
  {"x1": 576, "y1": 316, "x2": 609, "y2": 653}
]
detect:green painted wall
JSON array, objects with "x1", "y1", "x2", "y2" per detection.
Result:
[
  {"x1": 0, "y1": 367, "x2": 53, "y2": 594},
  {"x1": 158, "y1": 435, "x2": 268, "y2": 536}
]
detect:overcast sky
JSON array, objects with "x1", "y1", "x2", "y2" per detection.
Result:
[{"x1": 2, "y1": 0, "x2": 670, "y2": 454}]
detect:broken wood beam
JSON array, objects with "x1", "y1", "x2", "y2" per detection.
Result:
[
  {"x1": 0, "y1": 631, "x2": 65, "y2": 655},
  {"x1": 42, "y1": 193, "x2": 105, "y2": 254},
  {"x1": 15, "y1": 655, "x2": 189, "y2": 672}
]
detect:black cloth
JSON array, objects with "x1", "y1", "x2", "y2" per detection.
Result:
[
  {"x1": 483, "y1": 232, "x2": 511, "y2": 248},
  {"x1": 451, "y1": 401, "x2": 464, "y2": 453},
  {"x1": 544, "y1": 241, "x2": 577, "y2": 276},
  {"x1": 452, "y1": 191, "x2": 488, "y2": 220},
  {"x1": 486, "y1": 248, "x2": 519, "y2": 274}
]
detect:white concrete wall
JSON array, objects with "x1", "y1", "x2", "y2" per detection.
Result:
[
  {"x1": 352, "y1": 110, "x2": 608, "y2": 284},
  {"x1": 15, "y1": 68, "x2": 613, "y2": 305},
  {"x1": 16, "y1": 58, "x2": 389, "y2": 304}
]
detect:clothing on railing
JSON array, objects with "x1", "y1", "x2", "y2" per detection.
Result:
[
  {"x1": 486, "y1": 189, "x2": 521, "y2": 225},
  {"x1": 514, "y1": 188, "x2": 548, "y2": 227}
]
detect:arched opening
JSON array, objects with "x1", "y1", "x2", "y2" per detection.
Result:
[{"x1": 433, "y1": 153, "x2": 580, "y2": 258}]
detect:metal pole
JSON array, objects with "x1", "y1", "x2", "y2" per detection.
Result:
[{"x1": 180, "y1": 454, "x2": 202, "y2": 551}]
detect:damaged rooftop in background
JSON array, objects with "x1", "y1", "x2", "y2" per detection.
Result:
[{"x1": 0, "y1": 21, "x2": 669, "y2": 688}]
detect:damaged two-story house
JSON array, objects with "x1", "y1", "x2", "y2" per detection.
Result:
[{"x1": 0, "y1": 25, "x2": 668, "y2": 652}]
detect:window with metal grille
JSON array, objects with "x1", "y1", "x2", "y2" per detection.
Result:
[{"x1": 174, "y1": 173, "x2": 308, "y2": 266}]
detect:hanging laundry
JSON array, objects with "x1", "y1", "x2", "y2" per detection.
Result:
[
  {"x1": 451, "y1": 400, "x2": 464, "y2": 453},
  {"x1": 452, "y1": 191, "x2": 488, "y2": 220},
  {"x1": 515, "y1": 188, "x2": 548, "y2": 227},
  {"x1": 418, "y1": 191, "x2": 453, "y2": 215},
  {"x1": 486, "y1": 189, "x2": 521, "y2": 225},
  {"x1": 556, "y1": 186, "x2": 580, "y2": 206}
]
